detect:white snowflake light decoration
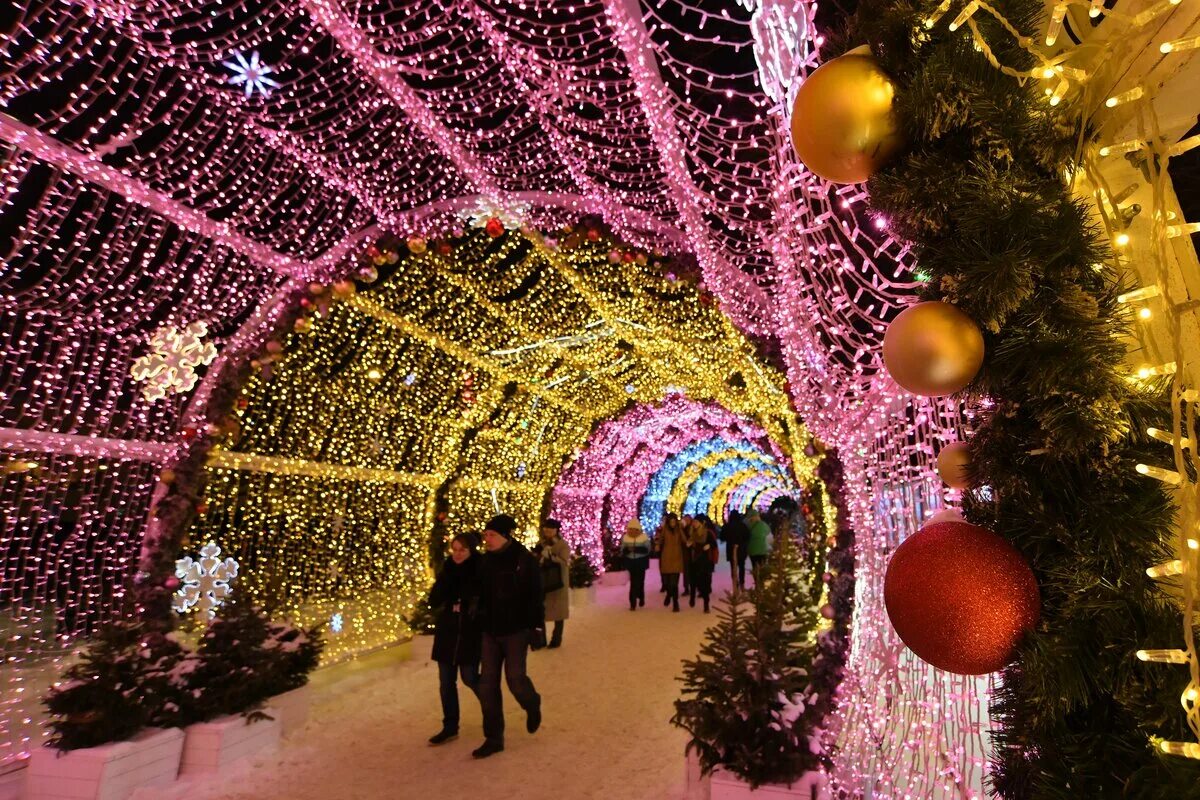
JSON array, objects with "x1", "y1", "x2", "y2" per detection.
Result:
[
  {"x1": 462, "y1": 199, "x2": 529, "y2": 231},
  {"x1": 222, "y1": 51, "x2": 280, "y2": 98},
  {"x1": 330, "y1": 612, "x2": 344, "y2": 634},
  {"x1": 173, "y1": 542, "x2": 239, "y2": 619},
  {"x1": 131, "y1": 321, "x2": 218, "y2": 402}
]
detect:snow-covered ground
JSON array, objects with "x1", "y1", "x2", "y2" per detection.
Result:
[{"x1": 144, "y1": 571, "x2": 736, "y2": 800}]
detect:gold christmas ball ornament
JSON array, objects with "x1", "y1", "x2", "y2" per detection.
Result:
[
  {"x1": 332, "y1": 280, "x2": 356, "y2": 299},
  {"x1": 790, "y1": 46, "x2": 904, "y2": 185},
  {"x1": 936, "y1": 442, "x2": 973, "y2": 489},
  {"x1": 883, "y1": 301, "x2": 984, "y2": 397}
]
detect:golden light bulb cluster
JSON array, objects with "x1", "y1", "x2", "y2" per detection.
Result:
[{"x1": 188, "y1": 224, "x2": 807, "y2": 663}]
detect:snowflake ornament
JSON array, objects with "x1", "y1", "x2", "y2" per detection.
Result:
[
  {"x1": 330, "y1": 612, "x2": 344, "y2": 634},
  {"x1": 223, "y1": 51, "x2": 280, "y2": 98},
  {"x1": 131, "y1": 321, "x2": 218, "y2": 402},
  {"x1": 173, "y1": 542, "x2": 239, "y2": 619}
]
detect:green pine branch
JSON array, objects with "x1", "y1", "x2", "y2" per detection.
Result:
[{"x1": 842, "y1": 0, "x2": 1200, "y2": 796}]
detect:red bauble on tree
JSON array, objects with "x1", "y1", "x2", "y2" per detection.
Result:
[
  {"x1": 884, "y1": 520, "x2": 1040, "y2": 675},
  {"x1": 484, "y1": 218, "x2": 505, "y2": 238}
]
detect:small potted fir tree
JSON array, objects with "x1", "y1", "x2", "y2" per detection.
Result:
[
  {"x1": 568, "y1": 554, "x2": 599, "y2": 607},
  {"x1": 672, "y1": 534, "x2": 832, "y2": 799},
  {"x1": 176, "y1": 596, "x2": 323, "y2": 775},
  {"x1": 28, "y1": 618, "x2": 190, "y2": 800}
]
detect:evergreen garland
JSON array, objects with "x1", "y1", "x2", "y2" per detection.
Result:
[
  {"x1": 836, "y1": 1, "x2": 1199, "y2": 795},
  {"x1": 133, "y1": 284, "x2": 307, "y2": 630}
]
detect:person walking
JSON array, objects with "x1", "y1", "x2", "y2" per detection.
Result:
[
  {"x1": 426, "y1": 532, "x2": 483, "y2": 745},
  {"x1": 746, "y1": 508, "x2": 772, "y2": 586},
  {"x1": 474, "y1": 514, "x2": 543, "y2": 759},
  {"x1": 534, "y1": 519, "x2": 570, "y2": 649},
  {"x1": 654, "y1": 512, "x2": 686, "y2": 612},
  {"x1": 721, "y1": 510, "x2": 750, "y2": 590},
  {"x1": 687, "y1": 516, "x2": 719, "y2": 612},
  {"x1": 680, "y1": 514, "x2": 694, "y2": 599},
  {"x1": 620, "y1": 519, "x2": 652, "y2": 610}
]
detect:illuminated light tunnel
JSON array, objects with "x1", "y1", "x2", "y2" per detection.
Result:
[
  {"x1": 684, "y1": 462, "x2": 794, "y2": 521},
  {"x1": 641, "y1": 439, "x2": 796, "y2": 533},
  {"x1": 548, "y1": 395, "x2": 815, "y2": 567}
]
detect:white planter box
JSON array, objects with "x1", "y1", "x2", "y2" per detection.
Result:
[
  {"x1": 24, "y1": 727, "x2": 184, "y2": 800},
  {"x1": 178, "y1": 710, "x2": 281, "y2": 776},
  {"x1": 268, "y1": 685, "x2": 311, "y2": 738},
  {"x1": 569, "y1": 585, "x2": 597, "y2": 607},
  {"x1": 710, "y1": 767, "x2": 829, "y2": 800},
  {"x1": 684, "y1": 752, "x2": 829, "y2": 800},
  {"x1": 598, "y1": 570, "x2": 628, "y2": 587}
]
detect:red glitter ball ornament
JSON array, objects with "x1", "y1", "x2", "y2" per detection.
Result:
[
  {"x1": 485, "y1": 218, "x2": 505, "y2": 238},
  {"x1": 885, "y1": 520, "x2": 1039, "y2": 675}
]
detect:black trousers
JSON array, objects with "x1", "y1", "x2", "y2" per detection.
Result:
[
  {"x1": 437, "y1": 660, "x2": 479, "y2": 732},
  {"x1": 549, "y1": 619, "x2": 564, "y2": 646},
  {"x1": 479, "y1": 630, "x2": 541, "y2": 744},
  {"x1": 729, "y1": 550, "x2": 747, "y2": 588},
  {"x1": 689, "y1": 566, "x2": 712, "y2": 600},
  {"x1": 662, "y1": 572, "x2": 680, "y2": 609},
  {"x1": 628, "y1": 565, "x2": 647, "y2": 607}
]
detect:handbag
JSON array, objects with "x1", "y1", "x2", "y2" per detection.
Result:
[{"x1": 540, "y1": 558, "x2": 564, "y2": 593}]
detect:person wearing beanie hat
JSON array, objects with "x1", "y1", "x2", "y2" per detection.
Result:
[
  {"x1": 619, "y1": 520, "x2": 652, "y2": 611},
  {"x1": 473, "y1": 514, "x2": 543, "y2": 758},
  {"x1": 484, "y1": 514, "x2": 517, "y2": 539}
]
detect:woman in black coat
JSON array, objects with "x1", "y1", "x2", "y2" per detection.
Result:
[{"x1": 427, "y1": 532, "x2": 483, "y2": 745}]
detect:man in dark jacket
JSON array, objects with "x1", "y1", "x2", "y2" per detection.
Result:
[
  {"x1": 721, "y1": 510, "x2": 750, "y2": 590},
  {"x1": 472, "y1": 514, "x2": 543, "y2": 758}
]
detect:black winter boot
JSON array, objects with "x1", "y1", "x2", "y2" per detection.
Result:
[
  {"x1": 472, "y1": 740, "x2": 504, "y2": 758},
  {"x1": 429, "y1": 729, "x2": 458, "y2": 745}
]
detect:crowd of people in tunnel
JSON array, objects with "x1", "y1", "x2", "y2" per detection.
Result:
[{"x1": 422, "y1": 508, "x2": 779, "y2": 759}]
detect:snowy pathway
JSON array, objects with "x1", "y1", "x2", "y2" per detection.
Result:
[{"x1": 146, "y1": 571, "x2": 735, "y2": 800}]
